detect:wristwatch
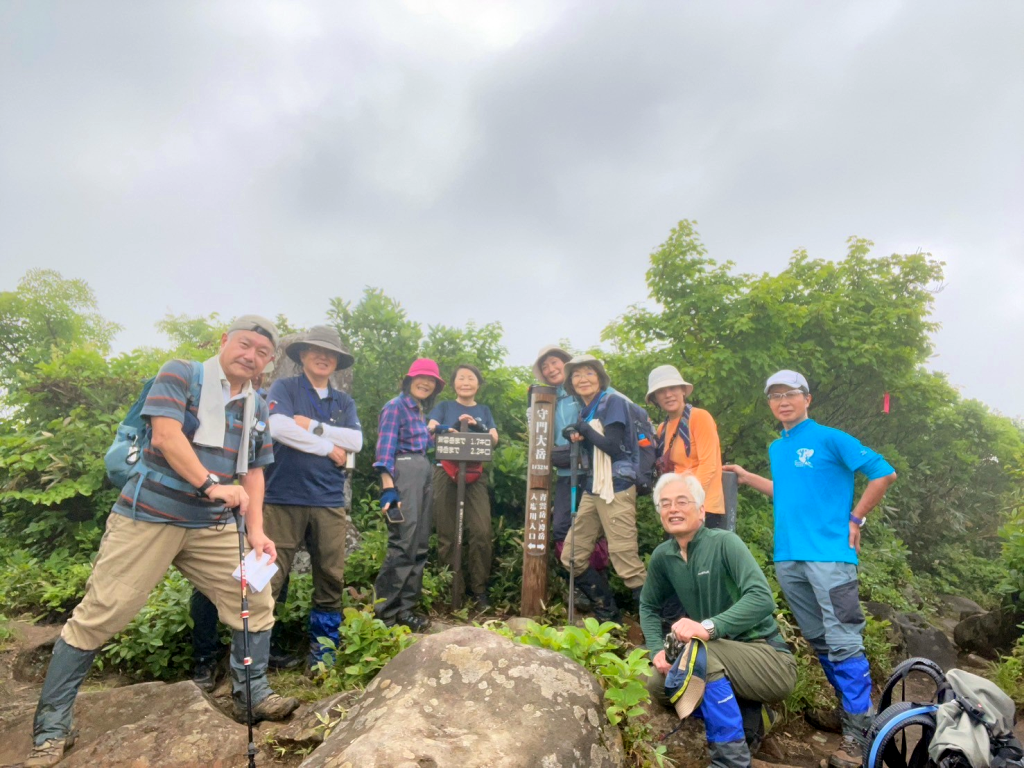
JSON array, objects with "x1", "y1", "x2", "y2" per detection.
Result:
[
  {"x1": 312, "y1": 421, "x2": 325, "y2": 436},
  {"x1": 700, "y1": 619, "x2": 718, "y2": 641},
  {"x1": 850, "y1": 513, "x2": 867, "y2": 528},
  {"x1": 196, "y1": 474, "x2": 219, "y2": 498}
]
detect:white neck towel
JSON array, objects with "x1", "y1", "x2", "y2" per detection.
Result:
[
  {"x1": 195, "y1": 355, "x2": 255, "y2": 476},
  {"x1": 589, "y1": 420, "x2": 615, "y2": 503}
]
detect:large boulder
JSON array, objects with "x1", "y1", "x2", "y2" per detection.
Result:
[
  {"x1": 936, "y1": 595, "x2": 985, "y2": 621},
  {"x1": 955, "y1": 606, "x2": 1024, "y2": 659},
  {"x1": 0, "y1": 681, "x2": 253, "y2": 767},
  {"x1": 299, "y1": 626, "x2": 624, "y2": 768},
  {"x1": 891, "y1": 612, "x2": 958, "y2": 671}
]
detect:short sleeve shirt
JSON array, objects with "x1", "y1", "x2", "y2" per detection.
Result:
[
  {"x1": 769, "y1": 418, "x2": 894, "y2": 564},
  {"x1": 112, "y1": 358, "x2": 274, "y2": 528},
  {"x1": 264, "y1": 375, "x2": 361, "y2": 507}
]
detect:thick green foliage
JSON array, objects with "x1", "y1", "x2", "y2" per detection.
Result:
[{"x1": 310, "y1": 606, "x2": 415, "y2": 691}]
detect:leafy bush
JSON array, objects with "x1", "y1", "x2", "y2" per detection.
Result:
[
  {"x1": 0, "y1": 547, "x2": 92, "y2": 620},
  {"x1": 98, "y1": 569, "x2": 195, "y2": 680},
  {"x1": 311, "y1": 605, "x2": 415, "y2": 691},
  {"x1": 990, "y1": 636, "x2": 1024, "y2": 711}
]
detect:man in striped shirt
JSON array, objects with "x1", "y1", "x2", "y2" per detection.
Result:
[{"x1": 26, "y1": 316, "x2": 300, "y2": 767}]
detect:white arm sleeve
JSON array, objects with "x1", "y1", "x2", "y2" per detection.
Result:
[
  {"x1": 317, "y1": 423, "x2": 364, "y2": 453},
  {"x1": 269, "y1": 413, "x2": 334, "y2": 456}
]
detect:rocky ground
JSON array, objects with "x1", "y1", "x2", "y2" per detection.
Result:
[{"x1": 0, "y1": 604, "x2": 1020, "y2": 768}]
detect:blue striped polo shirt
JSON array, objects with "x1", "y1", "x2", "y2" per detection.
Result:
[{"x1": 111, "y1": 359, "x2": 275, "y2": 527}]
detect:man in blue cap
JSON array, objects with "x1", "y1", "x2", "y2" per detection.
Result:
[
  {"x1": 640, "y1": 472, "x2": 796, "y2": 767},
  {"x1": 725, "y1": 370, "x2": 897, "y2": 768}
]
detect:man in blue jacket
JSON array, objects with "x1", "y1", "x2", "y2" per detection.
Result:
[
  {"x1": 725, "y1": 370, "x2": 897, "y2": 768},
  {"x1": 264, "y1": 326, "x2": 362, "y2": 669}
]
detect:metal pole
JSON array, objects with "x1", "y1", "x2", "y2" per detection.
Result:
[
  {"x1": 722, "y1": 470, "x2": 738, "y2": 532},
  {"x1": 566, "y1": 437, "x2": 579, "y2": 625},
  {"x1": 452, "y1": 423, "x2": 468, "y2": 610},
  {"x1": 233, "y1": 511, "x2": 258, "y2": 768}
]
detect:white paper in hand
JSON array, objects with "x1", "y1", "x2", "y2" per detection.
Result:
[{"x1": 232, "y1": 549, "x2": 278, "y2": 593}]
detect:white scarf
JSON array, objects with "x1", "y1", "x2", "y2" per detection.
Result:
[
  {"x1": 194, "y1": 355, "x2": 256, "y2": 476},
  {"x1": 590, "y1": 420, "x2": 615, "y2": 504}
]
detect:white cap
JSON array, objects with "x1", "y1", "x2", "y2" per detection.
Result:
[{"x1": 764, "y1": 369, "x2": 809, "y2": 394}]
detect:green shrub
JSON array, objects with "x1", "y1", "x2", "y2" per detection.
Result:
[
  {"x1": 310, "y1": 605, "x2": 415, "y2": 691},
  {"x1": 989, "y1": 636, "x2": 1024, "y2": 711},
  {"x1": 0, "y1": 547, "x2": 92, "y2": 620},
  {"x1": 98, "y1": 569, "x2": 195, "y2": 680}
]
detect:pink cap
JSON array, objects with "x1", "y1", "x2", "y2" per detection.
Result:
[{"x1": 404, "y1": 358, "x2": 445, "y2": 392}]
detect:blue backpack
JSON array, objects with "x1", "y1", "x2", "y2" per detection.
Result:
[
  {"x1": 625, "y1": 399, "x2": 658, "y2": 495},
  {"x1": 105, "y1": 362, "x2": 203, "y2": 489}
]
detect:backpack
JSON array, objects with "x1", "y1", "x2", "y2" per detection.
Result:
[
  {"x1": 105, "y1": 362, "x2": 203, "y2": 489},
  {"x1": 865, "y1": 657, "x2": 1024, "y2": 768},
  {"x1": 624, "y1": 399, "x2": 658, "y2": 495}
]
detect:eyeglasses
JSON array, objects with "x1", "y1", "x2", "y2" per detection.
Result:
[
  {"x1": 658, "y1": 498, "x2": 697, "y2": 512},
  {"x1": 766, "y1": 389, "x2": 807, "y2": 402},
  {"x1": 571, "y1": 369, "x2": 599, "y2": 381}
]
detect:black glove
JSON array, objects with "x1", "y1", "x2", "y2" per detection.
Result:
[{"x1": 467, "y1": 420, "x2": 490, "y2": 433}]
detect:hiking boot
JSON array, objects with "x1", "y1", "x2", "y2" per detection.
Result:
[
  {"x1": 394, "y1": 611, "x2": 431, "y2": 633},
  {"x1": 191, "y1": 657, "x2": 218, "y2": 692},
  {"x1": 828, "y1": 735, "x2": 863, "y2": 768},
  {"x1": 746, "y1": 704, "x2": 778, "y2": 753},
  {"x1": 234, "y1": 693, "x2": 300, "y2": 723},
  {"x1": 25, "y1": 732, "x2": 77, "y2": 767}
]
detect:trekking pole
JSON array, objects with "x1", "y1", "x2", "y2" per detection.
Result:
[
  {"x1": 452, "y1": 422, "x2": 469, "y2": 610},
  {"x1": 233, "y1": 510, "x2": 259, "y2": 768},
  {"x1": 565, "y1": 430, "x2": 580, "y2": 625}
]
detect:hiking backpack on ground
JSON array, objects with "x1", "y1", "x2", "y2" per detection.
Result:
[{"x1": 865, "y1": 657, "x2": 1023, "y2": 768}]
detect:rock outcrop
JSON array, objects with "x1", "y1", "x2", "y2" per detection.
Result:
[
  {"x1": 0, "y1": 681, "x2": 252, "y2": 767},
  {"x1": 299, "y1": 625, "x2": 624, "y2": 768}
]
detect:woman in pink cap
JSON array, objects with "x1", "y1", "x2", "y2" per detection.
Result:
[{"x1": 372, "y1": 358, "x2": 445, "y2": 632}]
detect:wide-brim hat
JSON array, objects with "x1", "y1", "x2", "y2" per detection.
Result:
[
  {"x1": 286, "y1": 325, "x2": 355, "y2": 370},
  {"x1": 646, "y1": 364, "x2": 694, "y2": 405},
  {"x1": 533, "y1": 344, "x2": 572, "y2": 384},
  {"x1": 664, "y1": 638, "x2": 708, "y2": 720},
  {"x1": 563, "y1": 354, "x2": 611, "y2": 396},
  {"x1": 404, "y1": 358, "x2": 445, "y2": 393}
]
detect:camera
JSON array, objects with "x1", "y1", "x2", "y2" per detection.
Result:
[{"x1": 664, "y1": 632, "x2": 686, "y2": 664}]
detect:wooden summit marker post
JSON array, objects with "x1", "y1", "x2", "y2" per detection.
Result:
[
  {"x1": 435, "y1": 425, "x2": 493, "y2": 610},
  {"x1": 521, "y1": 385, "x2": 556, "y2": 617}
]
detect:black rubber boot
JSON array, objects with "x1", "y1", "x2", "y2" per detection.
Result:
[
  {"x1": 574, "y1": 568, "x2": 622, "y2": 623},
  {"x1": 33, "y1": 638, "x2": 97, "y2": 746}
]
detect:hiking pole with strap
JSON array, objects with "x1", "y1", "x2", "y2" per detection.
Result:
[
  {"x1": 451, "y1": 422, "x2": 469, "y2": 610},
  {"x1": 565, "y1": 427, "x2": 580, "y2": 625},
  {"x1": 233, "y1": 510, "x2": 259, "y2": 768}
]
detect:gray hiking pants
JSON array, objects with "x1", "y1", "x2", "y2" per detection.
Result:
[{"x1": 373, "y1": 453, "x2": 433, "y2": 621}]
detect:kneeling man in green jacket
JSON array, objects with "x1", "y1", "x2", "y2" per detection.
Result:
[{"x1": 640, "y1": 473, "x2": 797, "y2": 768}]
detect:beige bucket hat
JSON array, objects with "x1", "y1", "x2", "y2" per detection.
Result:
[
  {"x1": 646, "y1": 364, "x2": 693, "y2": 405},
  {"x1": 563, "y1": 354, "x2": 611, "y2": 396},
  {"x1": 532, "y1": 344, "x2": 572, "y2": 384}
]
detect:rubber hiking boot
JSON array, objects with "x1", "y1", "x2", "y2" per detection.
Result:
[
  {"x1": 394, "y1": 611, "x2": 431, "y2": 632},
  {"x1": 234, "y1": 693, "x2": 300, "y2": 723},
  {"x1": 828, "y1": 735, "x2": 862, "y2": 768},
  {"x1": 25, "y1": 732, "x2": 77, "y2": 767},
  {"x1": 191, "y1": 658, "x2": 218, "y2": 692}
]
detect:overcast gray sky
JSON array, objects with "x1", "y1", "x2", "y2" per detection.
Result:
[{"x1": 1, "y1": 1, "x2": 1022, "y2": 417}]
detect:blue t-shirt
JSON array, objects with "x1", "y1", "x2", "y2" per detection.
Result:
[
  {"x1": 428, "y1": 401, "x2": 495, "y2": 433},
  {"x1": 265, "y1": 375, "x2": 361, "y2": 507},
  {"x1": 769, "y1": 418, "x2": 894, "y2": 565}
]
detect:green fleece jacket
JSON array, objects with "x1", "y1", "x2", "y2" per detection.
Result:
[{"x1": 639, "y1": 526, "x2": 780, "y2": 652}]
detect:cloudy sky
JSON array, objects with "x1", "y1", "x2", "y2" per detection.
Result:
[{"x1": 1, "y1": 1, "x2": 1022, "y2": 417}]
